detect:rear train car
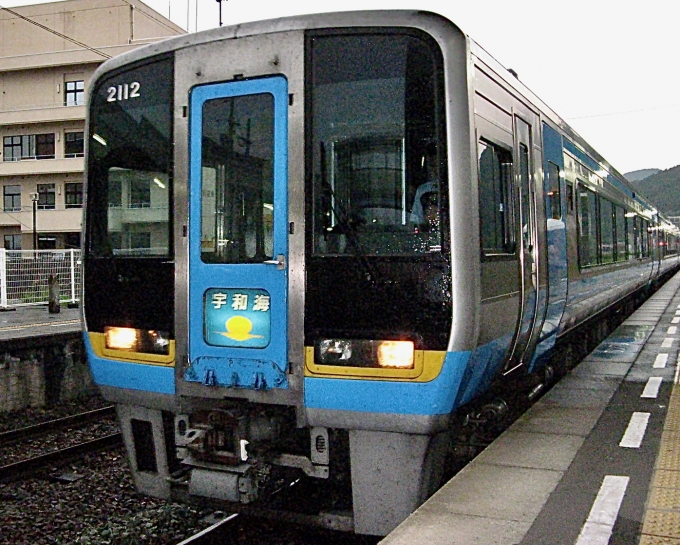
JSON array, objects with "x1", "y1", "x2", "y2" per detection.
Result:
[{"x1": 82, "y1": 11, "x2": 680, "y2": 535}]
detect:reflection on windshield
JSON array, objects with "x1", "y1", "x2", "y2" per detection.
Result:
[
  {"x1": 87, "y1": 57, "x2": 173, "y2": 258},
  {"x1": 106, "y1": 168, "x2": 169, "y2": 256}
]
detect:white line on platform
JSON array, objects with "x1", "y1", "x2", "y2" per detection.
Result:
[
  {"x1": 620, "y1": 412, "x2": 650, "y2": 448},
  {"x1": 668, "y1": 326, "x2": 678, "y2": 335},
  {"x1": 575, "y1": 475, "x2": 629, "y2": 545},
  {"x1": 675, "y1": 356, "x2": 680, "y2": 385},
  {"x1": 654, "y1": 353, "x2": 669, "y2": 368},
  {"x1": 662, "y1": 338, "x2": 674, "y2": 348},
  {"x1": 673, "y1": 317, "x2": 680, "y2": 324},
  {"x1": 641, "y1": 377, "x2": 663, "y2": 399}
]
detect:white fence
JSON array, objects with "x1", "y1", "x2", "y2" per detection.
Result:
[{"x1": 0, "y1": 249, "x2": 81, "y2": 308}]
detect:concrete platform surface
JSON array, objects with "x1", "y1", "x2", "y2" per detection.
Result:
[
  {"x1": 0, "y1": 304, "x2": 81, "y2": 342},
  {"x1": 381, "y1": 271, "x2": 680, "y2": 545}
]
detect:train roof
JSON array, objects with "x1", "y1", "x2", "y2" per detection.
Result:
[{"x1": 89, "y1": 9, "x2": 671, "y2": 226}]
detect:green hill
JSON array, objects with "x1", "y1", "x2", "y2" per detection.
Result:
[
  {"x1": 628, "y1": 165, "x2": 680, "y2": 216},
  {"x1": 624, "y1": 168, "x2": 660, "y2": 182}
]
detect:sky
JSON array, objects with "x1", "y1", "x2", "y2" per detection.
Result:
[{"x1": 5, "y1": 0, "x2": 680, "y2": 174}]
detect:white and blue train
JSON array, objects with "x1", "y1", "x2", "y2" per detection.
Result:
[{"x1": 82, "y1": 10, "x2": 680, "y2": 535}]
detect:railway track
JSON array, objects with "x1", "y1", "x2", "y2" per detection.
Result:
[
  {"x1": 0, "y1": 405, "x2": 122, "y2": 483},
  {"x1": 0, "y1": 432, "x2": 123, "y2": 483},
  {"x1": 0, "y1": 405, "x2": 115, "y2": 445},
  {"x1": 176, "y1": 513, "x2": 240, "y2": 545}
]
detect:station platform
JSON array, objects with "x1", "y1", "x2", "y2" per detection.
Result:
[
  {"x1": 381, "y1": 272, "x2": 680, "y2": 545},
  {"x1": 0, "y1": 304, "x2": 81, "y2": 344}
]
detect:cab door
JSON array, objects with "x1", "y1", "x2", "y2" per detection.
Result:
[{"x1": 185, "y1": 76, "x2": 289, "y2": 390}]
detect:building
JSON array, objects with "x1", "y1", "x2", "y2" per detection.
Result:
[{"x1": 0, "y1": 0, "x2": 184, "y2": 250}]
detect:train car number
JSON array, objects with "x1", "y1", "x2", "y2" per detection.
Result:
[{"x1": 107, "y1": 82, "x2": 141, "y2": 102}]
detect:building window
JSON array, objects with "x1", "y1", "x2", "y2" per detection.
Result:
[
  {"x1": 65, "y1": 80, "x2": 84, "y2": 106},
  {"x1": 65, "y1": 182, "x2": 83, "y2": 208},
  {"x1": 38, "y1": 235, "x2": 56, "y2": 250},
  {"x1": 129, "y1": 232, "x2": 151, "y2": 250},
  {"x1": 37, "y1": 183, "x2": 56, "y2": 210},
  {"x1": 64, "y1": 132, "x2": 84, "y2": 157},
  {"x1": 4, "y1": 234, "x2": 21, "y2": 250},
  {"x1": 3, "y1": 185, "x2": 21, "y2": 212},
  {"x1": 36, "y1": 134, "x2": 55, "y2": 159},
  {"x1": 65, "y1": 232, "x2": 80, "y2": 249},
  {"x1": 129, "y1": 179, "x2": 151, "y2": 208},
  {"x1": 3, "y1": 136, "x2": 21, "y2": 161},
  {"x1": 2, "y1": 134, "x2": 54, "y2": 161}
]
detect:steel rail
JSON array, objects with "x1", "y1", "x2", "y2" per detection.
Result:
[
  {"x1": 176, "y1": 513, "x2": 239, "y2": 545},
  {"x1": 0, "y1": 432, "x2": 123, "y2": 483},
  {"x1": 0, "y1": 406, "x2": 116, "y2": 445}
]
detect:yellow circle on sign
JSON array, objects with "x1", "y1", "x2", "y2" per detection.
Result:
[{"x1": 222, "y1": 315, "x2": 263, "y2": 341}]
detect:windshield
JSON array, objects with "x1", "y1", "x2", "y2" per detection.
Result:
[
  {"x1": 309, "y1": 32, "x2": 445, "y2": 256},
  {"x1": 86, "y1": 56, "x2": 173, "y2": 258}
]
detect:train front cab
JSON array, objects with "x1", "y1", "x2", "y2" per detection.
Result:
[
  {"x1": 82, "y1": 12, "x2": 484, "y2": 536},
  {"x1": 83, "y1": 10, "x2": 680, "y2": 537}
]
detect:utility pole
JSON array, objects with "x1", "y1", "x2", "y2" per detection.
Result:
[
  {"x1": 216, "y1": 0, "x2": 227, "y2": 26},
  {"x1": 30, "y1": 192, "x2": 39, "y2": 251}
]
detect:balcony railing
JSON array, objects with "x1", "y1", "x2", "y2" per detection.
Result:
[
  {"x1": 0, "y1": 203, "x2": 82, "y2": 214},
  {"x1": 3, "y1": 154, "x2": 56, "y2": 162}
]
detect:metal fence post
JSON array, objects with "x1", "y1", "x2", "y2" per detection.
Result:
[
  {"x1": 0, "y1": 248, "x2": 7, "y2": 309},
  {"x1": 70, "y1": 249, "x2": 77, "y2": 305}
]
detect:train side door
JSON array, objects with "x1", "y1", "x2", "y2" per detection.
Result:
[
  {"x1": 185, "y1": 76, "x2": 290, "y2": 390},
  {"x1": 505, "y1": 116, "x2": 539, "y2": 372}
]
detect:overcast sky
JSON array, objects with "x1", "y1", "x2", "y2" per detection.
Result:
[{"x1": 6, "y1": 0, "x2": 680, "y2": 174}]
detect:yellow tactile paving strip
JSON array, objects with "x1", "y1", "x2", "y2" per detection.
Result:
[{"x1": 640, "y1": 374, "x2": 680, "y2": 544}]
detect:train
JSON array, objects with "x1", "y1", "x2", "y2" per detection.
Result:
[{"x1": 82, "y1": 10, "x2": 680, "y2": 536}]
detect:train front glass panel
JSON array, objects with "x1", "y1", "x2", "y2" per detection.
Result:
[
  {"x1": 85, "y1": 57, "x2": 174, "y2": 334},
  {"x1": 305, "y1": 32, "x2": 451, "y2": 351}
]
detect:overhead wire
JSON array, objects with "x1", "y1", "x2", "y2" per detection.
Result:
[{"x1": 567, "y1": 104, "x2": 680, "y2": 121}]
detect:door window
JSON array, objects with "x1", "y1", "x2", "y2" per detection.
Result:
[{"x1": 200, "y1": 93, "x2": 275, "y2": 264}]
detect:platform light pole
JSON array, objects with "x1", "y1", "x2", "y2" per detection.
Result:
[{"x1": 30, "y1": 192, "x2": 39, "y2": 251}]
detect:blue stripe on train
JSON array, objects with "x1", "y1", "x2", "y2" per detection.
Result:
[
  {"x1": 84, "y1": 334, "x2": 175, "y2": 394},
  {"x1": 304, "y1": 351, "x2": 471, "y2": 415}
]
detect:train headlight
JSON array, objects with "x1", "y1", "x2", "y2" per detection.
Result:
[
  {"x1": 105, "y1": 327, "x2": 170, "y2": 355},
  {"x1": 315, "y1": 339, "x2": 414, "y2": 369},
  {"x1": 377, "y1": 341, "x2": 414, "y2": 369},
  {"x1": 105, "y1": 327, "x2": 137, "y2": 350}
]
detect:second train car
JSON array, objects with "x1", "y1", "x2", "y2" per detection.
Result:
[{"x1": 82, "y1": 10, "x2": 680, "y2": 535}]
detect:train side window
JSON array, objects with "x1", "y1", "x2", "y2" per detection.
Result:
[
  {"x1": 640, "y1": 218, "x2": 649, "y2": 257},
  {"x1": 566, "y1": 181, "x2": 574, "y2": 215},
  {"x1": 478, "y1": 139, "x2": 514, "y2": 255},
  {"x1": 599, "y1": 198, "x2": 614, "y2": 264},
  {"x1": 615, "y1": 205, "x2": 626, "y2": 261},
  {"x1": 545, "y1": 161, "x2": 561, "y2": 220},
  {"x1": 577, "y1": 183, "x2": 598, "y2": 267},
  {"x1": 626, "y1": 211, "x2": 635, "y2": 259}
]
